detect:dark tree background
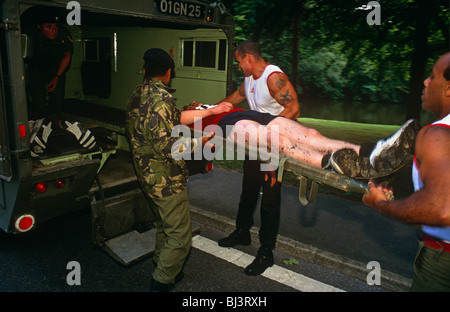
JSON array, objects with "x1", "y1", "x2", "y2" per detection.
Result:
[{"x1": 217, "y1": 0, "x2": 449, "y2": 123}]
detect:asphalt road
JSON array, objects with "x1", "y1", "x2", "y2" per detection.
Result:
[
  {"x1": 0, "y1": 207, "x2": 386, "y2": 295},
  {"x1": 0, "y1": 167, "x2": 418, "y2": 296},
  {"x1": 187, "y1": 167, "x2": 418, "y2": 288}
]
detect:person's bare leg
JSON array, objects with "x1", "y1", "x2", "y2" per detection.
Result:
[
  {"x1": 227, "y1": 119, "x2": 328, "y2": 168},
  {"x1": 267, "y1": 117, "x2": 360, "y2": 155}
]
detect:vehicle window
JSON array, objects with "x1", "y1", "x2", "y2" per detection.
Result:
[{"x1": 181, "y1": 39, "x2": 227, "y2": 70}]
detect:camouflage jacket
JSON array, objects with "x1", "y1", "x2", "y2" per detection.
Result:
[{"x1": 126, "y1": 79, "x2": 199, "y2": 198}]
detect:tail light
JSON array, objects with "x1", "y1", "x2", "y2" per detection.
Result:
[
  {"x1": 35, "y1": 182, "x2": 48, "y2": 193},
  {"x1": 15, "y1": 215, "x2": 35, "y2": 232},
  {"x1": 55, "y1": 179, "x2": 65, "y2": 188},
  {"x1": 206, "y1": 6, "x2": 214, "y2": 22},
  {"x1": 35, "y1": 178, "x2": 66, "y2": 193},
  {"x1": 19, "y1": 124, "x2": 27, "y2": 138}
]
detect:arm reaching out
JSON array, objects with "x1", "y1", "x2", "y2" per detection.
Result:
[{"x1": 180, "y1": 102, "x2": 233, "y2": 125}]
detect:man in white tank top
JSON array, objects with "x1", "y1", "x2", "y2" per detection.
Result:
[
  {"x1": 244, "y1": 64, "x2": 286, "y2": 115},
  {"x1": 215, "y1": 40, "x2": 300, "y2": 276},
  {"x1": 363, "y1": 52, "x2": 450, "y2": 291},
  {"x1": 221, "y1": 41, "x2": 300, "y2": 119}
]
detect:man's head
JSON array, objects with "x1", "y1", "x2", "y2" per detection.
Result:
[
  {"x1": 235, "y1": 40, "x2": 262, "y2": 60},
  {"x1": 36, "y1": 12, "x2": 60, "y2": 40},
  {"x1": 234, "y1": 40, "x2": 263, "y2": 77},
  {"x1": 143, "y1": 48, "x2": 175, "y2": 83},
  {"x1": 422, "y1": 52, "x2": 450, "y2": 118}
]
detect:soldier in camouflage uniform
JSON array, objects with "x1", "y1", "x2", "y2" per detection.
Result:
[{"x1": 126, "y1": 48, "x2": 231, "y2": 292}]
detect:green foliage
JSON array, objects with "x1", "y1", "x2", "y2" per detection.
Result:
[
  {"x1": 219, "y1": 0, "x2": 449, "y2": 120},
  {"x1": 283, "y1": 257, "x2": 299, "y2": 265}
]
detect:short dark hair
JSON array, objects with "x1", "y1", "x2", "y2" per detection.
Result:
[
  {"x1": 143, "y1": 61, "x2": 170, "y2": 79},
  {"x1": 235, "y1": 40, "x2": 262, "y2": 60},
  {"x1": 143, "y1": 48, "x2": 175, "y2": 80}
]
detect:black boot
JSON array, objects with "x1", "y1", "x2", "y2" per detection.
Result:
[
  {"x1": 150, "y1": 278, "x2": 174, "y2": 292},
  {"x1": 244, "y1": 246, "x2": 274, "y2": 276},
  {"x1": 218, "y1": 229, "x2": 251, "y2": 247}
]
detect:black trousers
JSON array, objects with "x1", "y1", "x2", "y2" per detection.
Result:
[
  {"x1": 236, "y1": 159, "x2": 281, "y2": 249},
  {"x1": 28, "y1": 62, "x2": 66, "y2": 119}
]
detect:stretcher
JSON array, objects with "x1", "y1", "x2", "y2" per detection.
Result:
[
  {"x1": 186, "y1": 107, "x2": 401, "y2": 205},
  {"x1": 276, "y1": 156, "x2": 369, "y2": 205},
  {"x1": 187, "y1": 129, "x2": 366, "y2": 206}
]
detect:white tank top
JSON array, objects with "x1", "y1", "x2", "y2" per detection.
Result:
[
  {"x1": 244, "y1": 64, "x2": 284, "y2": 115},
  {"x1": 413, "y1": 114, "x2": 450, "y2": 241}
]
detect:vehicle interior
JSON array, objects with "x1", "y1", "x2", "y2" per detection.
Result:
[{"x1": 20, "y1": 4, "x2": 229, "y2": 184}]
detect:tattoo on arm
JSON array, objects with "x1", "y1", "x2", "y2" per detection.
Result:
[
  {"x1": 280, "y1": 89, "x2": 293, "y2": 104},
  {"x1": 276, "y1": 78, "x2": 287, "y2": 90}
]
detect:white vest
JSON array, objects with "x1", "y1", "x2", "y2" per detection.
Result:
[
  {"x1": 244, "y1": 64, "x2": 284, "y2": 115},
  {"x1": 413, "y1": 114, "x2": 450, "y2": 241}
]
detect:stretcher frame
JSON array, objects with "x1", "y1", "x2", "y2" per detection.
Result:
[{"x1": 189, "y1": 127, "x2": 372, "y2": 206}]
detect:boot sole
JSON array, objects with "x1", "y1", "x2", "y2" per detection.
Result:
[{"x1": 371, "y1": 119, "x2": 419, "y2": 175}]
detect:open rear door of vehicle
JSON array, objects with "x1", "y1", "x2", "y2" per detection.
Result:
[{"x1": 0, "y1": 25, "x2": 12, "y2": 182}]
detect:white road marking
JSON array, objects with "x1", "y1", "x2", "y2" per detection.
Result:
[{"x1": 191, "y1": 235, "x2": 345, "y2": 292}]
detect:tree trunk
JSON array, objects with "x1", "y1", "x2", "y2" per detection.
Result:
[
  {"x1": 291, "y1": 13, "x2": 302, "y2": 90},
  {"x1": 405, "y1": 0, "x2": 432, "y2": 122}
]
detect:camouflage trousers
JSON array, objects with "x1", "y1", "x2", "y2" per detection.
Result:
[{"x1": 147, "y1": 189, "x2": 191, "y2": 285}]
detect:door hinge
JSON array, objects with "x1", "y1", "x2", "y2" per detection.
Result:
[{"x1": 0, "y1": 19, "x2": 20, "y2": 31}]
